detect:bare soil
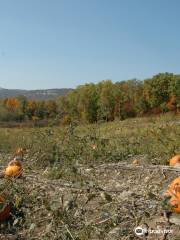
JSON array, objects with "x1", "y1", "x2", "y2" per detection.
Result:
[{"x1": 1, "y1": 156, "x2": 180, "y2": 239}]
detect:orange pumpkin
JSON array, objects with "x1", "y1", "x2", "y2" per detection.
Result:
[
  {"x1": 14, "y1": 147, "x2": 27, "y2": 159},
  {"x1": 169, "y1": 155, "x2": 180, "y2": 167},
  {"x1": 5, "y1": 159, "x2": 23, "y2": 178},
  {"x1": 169, "y1": 196, "x2": 180, "y2": 213},
  {"x1": 91, "y1": 144, "x2": 97, "y2": 150},
  {"x1": 166, "y1": 177, "x2": 180, "y2": 196},
  {"x1": 0, "y1": 196, "x2": 11, "y2": 221},
  {"x1": 166, "y1": 177, "x2": 180, "y2": 213},
  {"x1": 132, "y1": 159, "x2": 139, "y2": 165}
]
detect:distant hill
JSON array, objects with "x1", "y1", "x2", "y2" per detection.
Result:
[{"x1": 0, "y1": 87, "x2": 73, "y2": 100}]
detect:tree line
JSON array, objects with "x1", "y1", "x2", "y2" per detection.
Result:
[
  {"x1": 58, "y1": 72, "x2": 179, "y2": 124},
  {"x1": 0, "y1": 97, "x2": 58, "y2": 122},
  {"x1": 0, "y1": 72, "x2": 179, "y2": 124}
]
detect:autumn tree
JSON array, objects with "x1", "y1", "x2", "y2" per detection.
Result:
[{"x1": 5, "y1": 98, "x2": 20, "y2": 112}]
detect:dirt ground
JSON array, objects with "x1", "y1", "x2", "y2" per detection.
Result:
[{"x1": 0, "y1": 156, "x2": 180, "y2": 240}]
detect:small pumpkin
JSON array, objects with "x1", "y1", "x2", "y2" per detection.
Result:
[
  {"x1": 132, "y1": 159, "x2": 139, "y2": 165},
  {"x1": 5, "y1": 159, "x2": 23, "y2": 178},
  {"x1": 169, "y1": 155, "x2": 180, "y2": 167},
  {"x1": 14, "y1": 147, "x2": 27, "y2": 159},
  {"x1": 0, "y1": 196, "x2": 11, "y2": 221},
  {"x1": 91, "y1": 144, "x2": 97, "y2": 150},
  {"x1": 166, "y1": 177, "x2": 180, "y2": 213}
]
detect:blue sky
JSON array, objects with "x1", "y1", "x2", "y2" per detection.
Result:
[{"x1": 0, "y1": 0, "x2": 180, "y2": 89}]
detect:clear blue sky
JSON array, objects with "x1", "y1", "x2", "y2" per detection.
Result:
[{"x1": 0, "y1": 0, "x2": 180, "y2": 89}]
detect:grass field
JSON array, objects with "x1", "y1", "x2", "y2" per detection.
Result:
[
  {"x1": 0, "y1": 113, "x2": 179, "y2": 167},
  {"x1": 0, "y1": 113, "x2": 180, "y2": 239}
]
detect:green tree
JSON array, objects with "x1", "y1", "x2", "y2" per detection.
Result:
[{"x1": 97, "y1": 80, "x2": 116, "y2": 121}]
